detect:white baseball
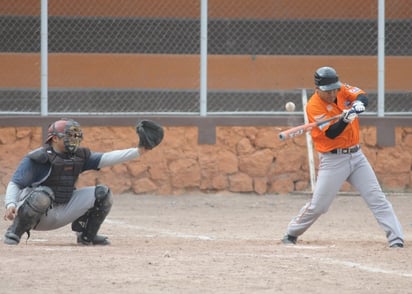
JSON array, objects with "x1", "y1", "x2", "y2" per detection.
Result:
[{"x1": 285, "y1": 101, "x2": 295, "y2": 112}]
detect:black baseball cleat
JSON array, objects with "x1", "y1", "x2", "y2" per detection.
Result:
[
  {"x1": 390, "y1": 243, "x2": 404, "y2": 248},
  {"x1": 77, "y1": 233, "x2": 110, "y2": 245},
  {"x1": 282, "y1": 234, "x2": 297, "y2": 245}
]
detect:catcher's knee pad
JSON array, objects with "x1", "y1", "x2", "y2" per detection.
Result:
[
  {"x1": 4, "y1": 186, "x2": 54, "y2": 245},
  {"x1": 94, "y1": 185, "x2": 113, "y2": 211},
  {"x1": 26, "y1": 186, "x2": 55, "y2": 214},
  {"x1": 92, "y1": 185, "x2": 113, "y2": 216}
]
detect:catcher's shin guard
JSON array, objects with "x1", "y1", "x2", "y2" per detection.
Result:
[
  {"x1": 4, "y1": 186, "x2": 54, "y2": 245},
  {"x1": 72, "y1": 185, "x2": 113, "y2": 245}
]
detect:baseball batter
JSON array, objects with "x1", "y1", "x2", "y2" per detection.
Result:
[
  {"x1": 282, "y1": 66, "x2": 404, "y2": 248},
  {"x1": 3, "y1": 118, "x2": 163, "y2": 246}
]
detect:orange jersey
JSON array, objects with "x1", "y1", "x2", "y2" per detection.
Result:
[{"x1": 306, "y1": 83, "x2": 366, "y2": 153}]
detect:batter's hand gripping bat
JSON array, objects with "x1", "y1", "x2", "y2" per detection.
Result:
[{"x1": 279, "y1": 114, "x2": 342, "y2": 141}]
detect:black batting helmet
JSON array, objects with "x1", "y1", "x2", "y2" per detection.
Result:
[{"x1": 314, "y1": 66, "x2": 342, "y2": 91}]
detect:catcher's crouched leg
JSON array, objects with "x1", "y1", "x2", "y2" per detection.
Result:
[
  {"x1": 4, "y1": 186, "x2": 54, "y2": 245},
  {"x1": 71, "y1": 185, "x2": 113, "y2": 245}
]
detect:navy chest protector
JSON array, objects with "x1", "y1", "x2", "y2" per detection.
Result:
[{"x1": 29, "y1": 147, "x2": 90, "y2": 204}]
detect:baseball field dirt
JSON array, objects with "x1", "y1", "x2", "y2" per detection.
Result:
[{"x1": 1, "y1": 192, "x2": 411, "y2": 293}]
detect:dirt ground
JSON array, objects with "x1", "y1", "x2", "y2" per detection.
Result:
[{"x1": 1, "y1": 192, "x2": 412, "y2": 294}]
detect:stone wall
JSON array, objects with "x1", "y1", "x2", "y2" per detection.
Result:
[{"x1": 1, "y1": 125, "x2": 412, "y2": 195}]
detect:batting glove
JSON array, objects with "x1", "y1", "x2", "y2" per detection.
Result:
[
  {"x1": 341, "y1": 108, "x2": 357, "y2": 123},
  {"x1": 352, "y1": 100, "x2": 365, "y2": 114}
]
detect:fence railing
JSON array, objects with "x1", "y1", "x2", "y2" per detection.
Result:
[{"x1": 0, "y1": 0, "x2": 411, "y2": 116}]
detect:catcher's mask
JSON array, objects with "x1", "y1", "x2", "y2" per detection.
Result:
[
  {"x1": 45, "y1": 119, "x2": 83, "y2": 153},
  {"x1": 314, "y1": 66, "x2": 342, "y2": 91}
]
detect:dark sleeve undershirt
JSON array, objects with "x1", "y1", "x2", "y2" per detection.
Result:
[
  {"x1": 356, "y1": 94, "x2": 368, "y2": 106},
  {"x1": 325, "y1": 118, "x2": 348, "y2": 139},
  {"x1": 324, "y1": 93, "x2": 367, "y2": 139}
]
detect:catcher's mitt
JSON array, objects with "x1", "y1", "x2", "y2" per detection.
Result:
[{"x1": 136, "y1": 120, "x2": 164, "y2": 149}]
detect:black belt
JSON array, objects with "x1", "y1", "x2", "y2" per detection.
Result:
[{"x1": 330, "y1": 145, "x2": 360, "y2": 154}]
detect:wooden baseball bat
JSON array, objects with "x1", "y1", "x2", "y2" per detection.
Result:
[{"x1": 279, "y1": 114, "x2": 342, "y2": 141}]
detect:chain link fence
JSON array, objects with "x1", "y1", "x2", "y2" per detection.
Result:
[{"x1": 0, "y1": 0, "x2": 411, "y2": 115}]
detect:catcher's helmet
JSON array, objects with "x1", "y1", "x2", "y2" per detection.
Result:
[
  {"x1": 45, "y1": 119, "x2": 83, "y2": 153},
  {"x1": 314, "y1": 66, "x2": 342, "y2": 91}
]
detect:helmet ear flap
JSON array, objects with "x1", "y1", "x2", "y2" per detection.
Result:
[
  {"x1": 46, "y1": 121, "x2": 63, "y2": 144},
  {"x1": 314, "y1": 72, "x2": 323, "y2": 87}
]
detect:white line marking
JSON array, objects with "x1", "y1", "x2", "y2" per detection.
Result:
[
  {"x1": 43, "y1": 247, "x2": 75, "y2": 251},
  {"x1": 282, "y1": 246, "x2": 412, "y2": 277},
  {"x1": 30, "y1": 238, "x2": 49, "y2": 242},
  {"x1": 290, "y1": 245, "x2": 334, "y2": 250},
  {"x1": 106, "y1": 219, "x2": 214, "y2": 240},
  {"x1": 320, "y1": 257, "x2": 412, "y2": 278}
]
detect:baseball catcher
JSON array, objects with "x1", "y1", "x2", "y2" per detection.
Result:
[{"x1": 3, "y1": 118, "x2": 163, "y2": 246}]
